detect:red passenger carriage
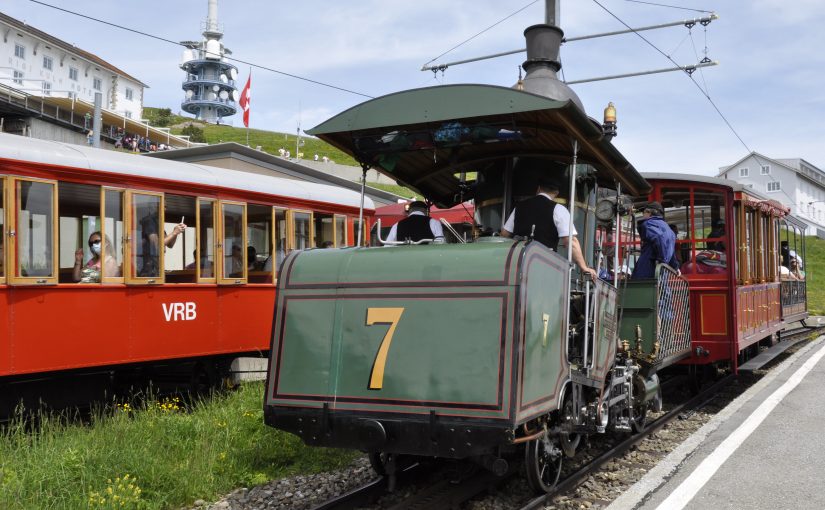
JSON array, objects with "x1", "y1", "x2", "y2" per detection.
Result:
[
  {"x1": 0, "y1": 133, "x2": 374, "y2": 410},
  {"x1": 627, "y1": 174, "x2": 807, "y2": 372}
]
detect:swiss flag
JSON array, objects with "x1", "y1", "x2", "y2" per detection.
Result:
[{"x1": 239, "y1": 74, "x2": 251, "y2": 127}]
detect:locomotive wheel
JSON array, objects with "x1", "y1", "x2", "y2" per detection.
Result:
[
  {"x1": 524, "y1": 434, "x2": 563, "y2": 493},
  {"x1": 559, "y1": 398, "x2": 581, "y2": 457},
  {"x1": 368, "y1": 451, "x2": 392, "y2": 476},
  {"x1": 630, "y1": 377, "x2": 648, "y2": 433}
]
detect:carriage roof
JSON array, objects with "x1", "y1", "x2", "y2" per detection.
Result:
[
  {"x1": 0, "y1": 133, "x2": 373, "y2": 210},
  {"x1": 308, "y1": 84, "x2": 650, "y2": 208}
]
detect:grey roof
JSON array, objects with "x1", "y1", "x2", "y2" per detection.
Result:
[
  {"x1": 145, "y1": 142, "x2": 403, "y2": 205},
  {"x1": 0, "y1": 133, "x2": 371, "y2": 209}
]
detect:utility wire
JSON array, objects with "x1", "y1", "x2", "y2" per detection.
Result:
[
  {"x1": 592, "y1": 0, "x2": 815, "y2": 223},
  {"x1": 29, "y1": 0, "x2": 374, "y2": 99},
  {"x1": 422, "y1": 0, "x2": 540, "y2": 67},
  {"x1": 624, "y1": 0, "x2": 714, "y2": 14}
]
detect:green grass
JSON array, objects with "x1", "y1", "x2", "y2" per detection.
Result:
[
  {"x1": 0, "y1": 384, "x2": 357, "y2": 510},
  {"x1": 804, "y1": 235, "x2": 824, "y2": 315}
]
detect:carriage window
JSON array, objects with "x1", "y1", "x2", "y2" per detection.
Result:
[
  {"x1": 354, "y1": 218, "x2": 368, "y2": 246},
  {"x1": 198, "y1": 199, "x2": 216, "y2": 281},
  {"x1": 220, "y1": 202, "x2": 246, "y2": 283},
  {"x1": 248, "y1": 204, "x2": 273, "y2": 283},
  {"x1": 129, "y1": 192, "x2": 163, "y2": 282},
  {"x1": 292, "y1": 211, "x2": 312, "y2": 251},
  {"x1": 102, "y1": 189, "x2": 125, "y2": 283},
  {"x1": 314, "y1": 213, "x2": 334, "y2": 248},
  {"x1": 660, "y1": 188, "x2": 691, "y2": 266},
  {"x1": 744, "y1": 209, "x2": 754, "y2": 283},
  {"x1": 274, "y1": 209, "x2": 287, "y2": 273},
  {"x1": 14, "y1": 179, "x2": 57, "y2": 283},
  {"x1": 335, "y1": 215, "x2": 347, "y2": 247},
  {"x1": 58, "y1": 182, "x2": 102, "y2": 283},
  {"x1": 164, "y1": 194, "x2": 196, "y2": 283}
]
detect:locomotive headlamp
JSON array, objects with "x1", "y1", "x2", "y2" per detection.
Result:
[{"x1": 603, "y1": 102, "x2": 617, "y2": 140}]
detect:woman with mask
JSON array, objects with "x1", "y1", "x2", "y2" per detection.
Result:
[{"x1": 73, "y1": 231, "x2": 120, "y2": 283}]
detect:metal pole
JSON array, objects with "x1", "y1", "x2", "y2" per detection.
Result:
[
  {"x1": 92, "y1": 92, "x2": 102, "y2": 148},
  {"x1": 614, "y1": 182, "x2": 622, "y2": 288},
  {"x1": 420, "y1": 14, "x2": 718, "y2": 72},
  {"x1": 567, "y1": 141, "x2": 578, "y2": 264},
  {"x1": 566, "y1": 61, "x2": 718, "y2": 85},
  {"x1": 546, "y1": 0, "x2": 559, "y2": 26},
  {"x1": 356, "y1": 166, "x2": 367, "y2": 247}
]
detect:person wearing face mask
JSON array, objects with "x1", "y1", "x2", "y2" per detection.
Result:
[{"x1": 73, "y1": 232, "x2": 120, "y2": 283}]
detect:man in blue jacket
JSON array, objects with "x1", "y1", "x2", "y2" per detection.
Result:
[{"x1": 632, "y1": 202, "x2": 680, "y2": 279}]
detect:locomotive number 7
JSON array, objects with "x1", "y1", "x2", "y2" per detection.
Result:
[{"x1": 366, "y1": 307, "x2": 405, "y2": 390}]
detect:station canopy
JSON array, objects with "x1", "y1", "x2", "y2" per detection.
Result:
[{"x1": 308, "y1": 84, "x2": 650, "y2": 208}]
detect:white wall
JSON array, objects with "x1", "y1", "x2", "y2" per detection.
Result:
[{"x1": 0, "y1": 20, "x2": 144, "y2": 118}]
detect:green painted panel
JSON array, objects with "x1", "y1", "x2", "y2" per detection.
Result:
[
  {"x1": 286, "y1": 240, "x2": 517, "y2": 286},
  {"x1": 332, "y1": 295, "x2": 506, "y2": 405},
  {"x1": 618, "y1": 280, "x2": 659, "y2": 357},
  {"x1": 276, "y1": 299, "x2": 337, "y2": 396},
  {"x1": 591, "y1": 281, "x2": 619, "y2": 380},
  {"x1": 520, "y1": 249, "x2": 569, "y2": 409}
]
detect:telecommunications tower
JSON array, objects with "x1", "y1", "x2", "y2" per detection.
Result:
[{"x1": 180, "y1": 0, "x2": 239, "y2": 123}]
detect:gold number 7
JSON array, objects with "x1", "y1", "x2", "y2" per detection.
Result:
[{"x1": 366, "y1": 307, "x2": 405, "y2": 390}]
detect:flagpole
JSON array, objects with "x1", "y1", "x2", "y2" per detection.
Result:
[{"x1": 246, "y1": 68, "x2": 251, "y2": 146}]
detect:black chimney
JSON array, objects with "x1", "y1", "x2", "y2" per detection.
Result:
[{"x1": 515, "y1": 24, "x2": 584, "y2": 112}]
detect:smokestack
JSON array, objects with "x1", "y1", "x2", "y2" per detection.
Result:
[{"x1": 515, "y1": 24, "x2": 584, "y2": 111}]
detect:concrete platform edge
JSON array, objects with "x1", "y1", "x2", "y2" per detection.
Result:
[{"x1": 607, "y1": 335, "x2": 825, "y2": 510}]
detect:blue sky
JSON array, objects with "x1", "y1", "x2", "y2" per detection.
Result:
[{"x1": 5, "y1": 0, "x2": 824, "y2": 175}]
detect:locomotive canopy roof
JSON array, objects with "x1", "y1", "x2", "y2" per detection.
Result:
[{"x1": 308, "y1": 84, "x2": 650, "y2": 208}]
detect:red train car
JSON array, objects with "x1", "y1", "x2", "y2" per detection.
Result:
[
  {"x1": 629, "y1": 173, "x2": 807, "y2": 372},
  {"x1": 0, "y1": 133, "x2": 374, "y2": 405}
]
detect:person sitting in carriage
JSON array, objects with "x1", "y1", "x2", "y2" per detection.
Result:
[{"x1": 631, "y1": 201, "x2": 680, "y2": 279}]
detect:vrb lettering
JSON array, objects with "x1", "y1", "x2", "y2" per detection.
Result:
[{"x1": 162, "y1": 302, "x2": 197, "y2": 322}]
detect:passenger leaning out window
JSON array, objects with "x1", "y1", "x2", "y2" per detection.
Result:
[{"x1": 74, "y1": 232, "x2": 120, "y2": 283}]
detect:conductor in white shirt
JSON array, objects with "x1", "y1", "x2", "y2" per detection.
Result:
[{"x1": 386, "y1": 201, "x2": 444, "y2": 243}]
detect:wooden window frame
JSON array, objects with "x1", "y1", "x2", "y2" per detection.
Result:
[
  {"x1": 287, "y1": 209, "x2": 314, "y2": 252},
  {"x1": 124, "y1": 190, "x2": 165, "y2": 285},
  {"x1": 8, "y1": 177, "x2": 58, "y2": 285},
  {"x1": 101, "y1": 187, "x2": 125, "y2": 284},
  {"x1": 334, "y1": 214, "x2": 347, "y2": 247},
  {"x1": 196, "y1": 198, "x2": 217, "y2": 283},
  {"x1": 217, "y1": 200, "x2": 247, "y2": 285},
  {"x1": 273, "y1": 207, "x2": 287, "y2": 282},
  {"x1": 0, "y1": 176, "x2": 5, "y2": 285},
  {"x1": 246, "y1": 203, "x2": 275, "y2": 285}
]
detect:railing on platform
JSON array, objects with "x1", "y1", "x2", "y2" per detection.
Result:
[{"x1": 655, "y1": 264, "x2": 691, "y2": 364}]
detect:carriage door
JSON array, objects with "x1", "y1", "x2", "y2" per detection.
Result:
[
  {"x1": 8, "y1": 177, "x2": 58, "y2": 285},
  {"x1": 124, "y1": 191, "x2": 165, "y2": 284}
]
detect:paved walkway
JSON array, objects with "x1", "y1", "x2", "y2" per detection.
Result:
[{"x1": 609, "y1": 335, "x2": 825, "y2": 510}]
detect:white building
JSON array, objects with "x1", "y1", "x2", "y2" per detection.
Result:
[
  {"x1": 0, "y1": 11, "x2": 147, "y2": 120},
  {"x1": 718, "y1": 152, "x2": 825, "y2": 236}
]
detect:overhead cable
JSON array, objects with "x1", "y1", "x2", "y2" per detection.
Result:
[{"x1": 28, "y1": 0, "x2": 374, "y2": 99}]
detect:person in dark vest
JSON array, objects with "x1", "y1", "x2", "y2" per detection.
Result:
[
  {"x1": 631, "y1": 201, "x2": 679, "y2": 279},
  {"x1": 500, "y1": 174, "x2": 597, "y2": 280},
  {"x1": 386, "y1": 201, "x2": 444, "y2": 243}
]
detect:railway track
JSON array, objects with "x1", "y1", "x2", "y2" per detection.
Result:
[
  {"x1": 309, "y1": 326, "x2": 825, "y2": 510},
  {"x1": 518, "y1": 374, "x2": 733, "y2": 510},
  {"x1": 309, "y1": 376, "x2": 733, "y2": 510}
]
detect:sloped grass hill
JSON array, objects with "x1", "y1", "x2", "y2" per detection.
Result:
[
  {"x1": 804, "y1": 235, "x2": 824, "y2": 315},
  {"x1": 143, "y1": 107, "x2": 358, "y2": 166}
]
